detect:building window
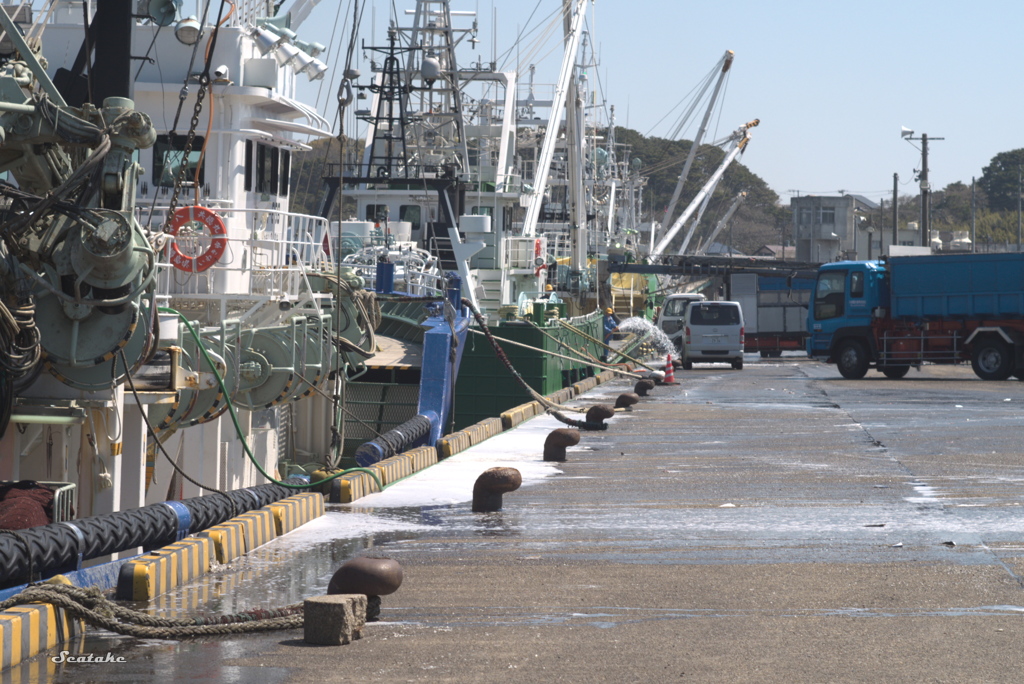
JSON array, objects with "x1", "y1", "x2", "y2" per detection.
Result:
[
  {"x1": 153, "y1": 134, "x2": 205, "y2": 187},
  {"x1": 819, "y1": 207, "x2": 835, "y2": 224},
  {"x1": 799, "y1": 208, "x2": 812, "y2": 224}
]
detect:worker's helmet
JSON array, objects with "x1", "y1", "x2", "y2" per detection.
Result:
[
  {"x1": 545, "y1": 284, "x2": 553, "y2": 291},
  {"x1": 605, "y1": 308, "x2": 614, "y2": 315}
]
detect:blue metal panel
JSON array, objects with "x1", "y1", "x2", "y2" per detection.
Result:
[
  {"x1": 418, "y1": 274, "x2": 469, "y2": 446},
  {"x1": 890, "y1": 253, "x2": 1024, "y2": 320}
]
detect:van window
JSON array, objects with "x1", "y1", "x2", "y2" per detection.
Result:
[
  {"x1": 813, "y1": 270, "x2": 846, "y2": 320},
  {"x1": 663, "y1": 298, "x2": 693, "y2": 317},
  {"x1": 689, "y1": 304, "x2": 740, "y2": 325}
]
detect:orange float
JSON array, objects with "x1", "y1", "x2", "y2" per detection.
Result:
[{"x1": 166, "y1": 205, "x2": 227, "y2": 272}]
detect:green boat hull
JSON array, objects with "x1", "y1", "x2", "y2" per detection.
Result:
[{"x1": 453, "y1": 311, "x2": 604, "y2": 430}]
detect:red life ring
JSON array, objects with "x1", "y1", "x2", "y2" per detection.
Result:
[{"x1": 165, "y1": 206, "x2": 227, "y2": 273}]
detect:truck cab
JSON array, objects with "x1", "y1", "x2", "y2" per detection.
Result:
[{"x1": 806, "y1": 261, "x2": 888, "y2": 377}]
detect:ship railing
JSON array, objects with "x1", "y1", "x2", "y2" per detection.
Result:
[
  {"x1": 151, "y1": 206, "x2": 334, "y2": 307},
  {"x1": 340, "y1": 251, "x2": 447, "y2": 297}
]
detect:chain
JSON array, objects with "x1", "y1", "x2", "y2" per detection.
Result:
[{"x1": 162, "y1": 77, "x2": 209, "y2": 234}]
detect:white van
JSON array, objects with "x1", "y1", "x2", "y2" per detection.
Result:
[
  {"x1": 656, "y1": 293, "x2": 706, "y2": 352},
  {"x1": 681, "y1": 300, "x2": 745, "y2": 370}
]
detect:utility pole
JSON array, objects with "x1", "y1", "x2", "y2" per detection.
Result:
[
  {"x1": 901, "y1": 129, "x2": 943, "y2": 248},
  {"x1": 892, "y1": 172, "x2": 898, "y2": 248},
  {"x1": 971, "y1": 177, "x2": 976, "y2": 253}
]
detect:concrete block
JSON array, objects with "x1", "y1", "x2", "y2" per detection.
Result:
[{"x1": 303, "y1": 594, "x2": 367, "y2": 645}]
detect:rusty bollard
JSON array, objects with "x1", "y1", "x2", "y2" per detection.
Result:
[
  {"x1": 585, "y1": 404, "x2": 615, "y2": 429},
  {"x1": 544, "y1": 428, "x2": 580, "y2": 461},
  {"x1": 472, "y1": 467, "x2": 522, "y2": 512},
  {"x1": 614, "y1": 393, "x2": 640, "y2": 410},
  {"x1": 328, "y1": 556, "x2": 404, "y2": 622},
  {"x1": 634, "y1": 379, "x2": 656, "y2": 396}
]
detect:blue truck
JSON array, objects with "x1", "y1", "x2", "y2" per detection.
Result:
[{"x1": 807, "y1": 253, "x2": 1024, "y2": 380}]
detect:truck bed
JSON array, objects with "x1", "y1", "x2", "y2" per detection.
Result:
[{"x1": 890, "y1": 253, "x2": 1024, "y2": 319}]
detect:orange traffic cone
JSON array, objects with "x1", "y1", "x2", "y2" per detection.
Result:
[{"x1": 664, "y1": 353, "x2": 675, "y2": 383}]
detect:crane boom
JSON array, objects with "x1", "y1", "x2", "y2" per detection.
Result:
[
  {"x1": 521, "y1": 0, "x2": 588, "y2": 238},
  {"x1": 651, "y1": 119, "x2": 758, "y2": 258},
  {"x1": 697, "y1": 191, "x2": 747, "y2": 255},
  {"x1": 658, "y1": 50, "x2": 734, "y2": 242}
]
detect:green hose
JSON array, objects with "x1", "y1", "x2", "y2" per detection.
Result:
[{"x1": 158, "y1": 307, "x2": 384, "y2": 493}]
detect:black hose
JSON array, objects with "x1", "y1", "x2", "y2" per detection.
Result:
[{"x1": 0, "y1": 483, "x2": 295, "y2": 588}]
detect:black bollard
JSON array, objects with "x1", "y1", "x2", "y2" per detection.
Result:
[{"x1": 614, "y1": 393, "x2": 640, "y2": 409}]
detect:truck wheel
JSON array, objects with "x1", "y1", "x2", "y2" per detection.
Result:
[
  {"x1": 971, "y1": 338, "x2": 1013, "y2": 380},
  {"x1": 880, "y1": 365, "x2": 910, "y2": 379},
  {"x1": 836, "y1": 340, "x2": 869, "y2": 379},
  {"x1": 732, "y1": 359, "x2": 744, "y2": 370},
  {"x1": 760, "y1": 351, "x2": 770, "y2": 359}
]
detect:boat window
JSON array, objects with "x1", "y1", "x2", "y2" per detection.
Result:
[
  {"x1": 279, "y1": 150, "x2": 290, "y2": 197},
  {"x1": 366, "y1": 204, "x2": 389, "y2": 223},
  {"x1": 399, "y1": 205, "x2": 421, "y2": 231},
  {"x1": 244, "y1": 140, "x2": 253, "y2": 191},
  {"x1": 254, "y1": 143, "x2": 282, "y2": 196},
  {"x1": 471, "y1": 206, "x2": 494, "y2": 217},
  {"x1": 813, "y1": 270, "x2": 846, "y2": 320},
  {"x1": 153, "y1": 134, "x2": 205, "y2": 187}
]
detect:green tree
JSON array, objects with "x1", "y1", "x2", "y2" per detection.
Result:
[{"x1": 979, "y1": 149, "x2": 1024, "y2": 212}]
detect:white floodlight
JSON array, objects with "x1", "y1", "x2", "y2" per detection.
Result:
[
  {"x1": 251, "y1": 26, "x2": 285, "y2": 55},
  {"x1": 274, "y1": 42, "x2": 302, "y2": 67},
  {"x1": 174, "y1": 15, "x2": 201, "y2": 45},
  {"x1": 305, "y1": 58, "x2": 328, "y2": 81}
]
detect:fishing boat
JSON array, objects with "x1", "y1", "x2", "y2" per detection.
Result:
[
  {"x1": 319, "y1": 0, "x2": 655, "y2": 429},
  {"x1": 0, "y1": 0, "x2": 659, "y2": 543},
  {"x1": 0, "y1": 0, "x2": 473, "y2": 538}
]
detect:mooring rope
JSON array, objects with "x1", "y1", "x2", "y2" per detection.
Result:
[
  {"x1": 555, "y1": 319, "x2": 658, "y2": 372},
  {"x1": 0, "y1": 583, "x2": 303, "y2": 639}
]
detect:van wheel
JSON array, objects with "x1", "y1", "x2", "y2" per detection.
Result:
[
  {"x1": 682, "y1": 361, "x2": 693, "y2": 371},
  {"x1": 732, "y1": 360, "x2": 743, "y2": 370},
  {"x1": 971, "y1": 338, "x2": 1013, "y2": 380},
  {"x1": 836, "y1": 340, "x2": 869, "y2": 379}
]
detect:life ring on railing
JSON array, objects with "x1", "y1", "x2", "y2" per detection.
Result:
[
  {"x1": 165, "y1": 205, "x2": 227, "y2": 273},
  {"x1": 535, "y1": 263, "x2": 547, "y2": 277}
]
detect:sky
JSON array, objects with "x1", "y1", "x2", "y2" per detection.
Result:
[{"x1": 288, "y1": 0, "x2": 1024, "y2": 206}]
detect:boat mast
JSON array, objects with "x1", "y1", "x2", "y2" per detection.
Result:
[{"x1": 520, "y1": 0, "x2": 588, "y2": 239}]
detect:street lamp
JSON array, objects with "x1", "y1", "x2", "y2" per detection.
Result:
[{"x1": 867, "y1": 225, "x2": 875, "y2": 260}]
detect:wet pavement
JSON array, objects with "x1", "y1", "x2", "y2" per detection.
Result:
[{"x1": 11, "y1": 355, "x2": 1024, "y2": 682}]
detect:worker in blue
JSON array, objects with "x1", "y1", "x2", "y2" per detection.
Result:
[{"x1": 602, "y1": 307, "x2": 618, "y2": 362}]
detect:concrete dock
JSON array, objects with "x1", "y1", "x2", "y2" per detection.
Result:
[{"x1": 20, "y1": 357, "x2": 1024, "y2": 682}]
